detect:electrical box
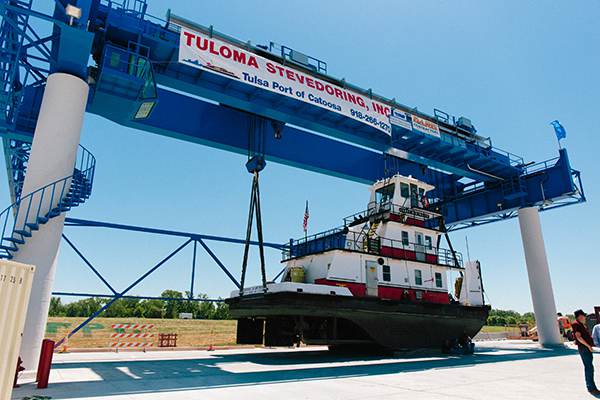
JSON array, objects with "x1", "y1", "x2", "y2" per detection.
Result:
[
  {"x1": 0, "y1": 260, "x2": 35, "y2": 399},
  {"x1": 456, "y1": 116, "x2": 476, "y2": 134}
]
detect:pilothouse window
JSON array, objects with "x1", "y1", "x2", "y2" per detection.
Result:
[
  {"x1": 400, "y1": 183, "x2": 409, "y2": 198},
  {"x1": 375, "y1": 184, "x2": 395, "y2": 204}
]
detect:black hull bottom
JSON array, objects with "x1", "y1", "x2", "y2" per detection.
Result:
[{"x1": 226, "y1": 292, "x2": 490, "y2": 350}]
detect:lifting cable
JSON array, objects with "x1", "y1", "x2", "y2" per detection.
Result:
[{"x1": 239, "y1": 115, "x2": 269, "y2": 296}]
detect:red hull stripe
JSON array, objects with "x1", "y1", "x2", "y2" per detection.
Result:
[{"x1": 314, "y1": 278, "x2": 449, "y2": 304}]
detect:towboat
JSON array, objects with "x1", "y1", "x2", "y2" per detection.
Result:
[{"x1": 226, "y1": 174, "x2": 490, "y2": 351}]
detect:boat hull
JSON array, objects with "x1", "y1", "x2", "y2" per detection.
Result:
[{"x1": 226, "y1": 292, "x2": 490, "y2": 350}]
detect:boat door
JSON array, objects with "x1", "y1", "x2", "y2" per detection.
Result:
[
  {"x1": 365, "y1": 261, "x2": 379, "y2": 297},
  {"x1": 415, "y1": 232, "x2": 425, "y2": 261}
]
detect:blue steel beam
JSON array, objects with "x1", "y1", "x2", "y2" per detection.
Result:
[
  {"x1": 88, "y1": 85, "x2": 455, "y2": 186},
  {"x1": 64, "y1": 217, "x2": 284, "y2": 250},
  {"x1": 197, "y1": 238, "x2": 241, "y2": 289},
  {"x1": 442, "y1": 149, "x2": 584, "y2": 229},
  {"x1": 190, "y1": 240, "x2": 197, "y2": 299},
  {"x1": 89, "y1": 86, "x2": 584, "y2": 227},
  {"x1": 87, "y1": 5, "x2": 519, "y2": 181}
]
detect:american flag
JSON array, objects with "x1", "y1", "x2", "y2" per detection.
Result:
[{"x1": 303, "y1": 200, "x2": 309, "y2": 232}]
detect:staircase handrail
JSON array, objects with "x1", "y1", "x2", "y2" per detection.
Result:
[{"x1": 0, "y1": 144, "x2": 95, "y2": 256}]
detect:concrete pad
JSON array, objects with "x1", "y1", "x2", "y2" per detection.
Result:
[{"x1": 11, "y1": 341, "x2": 600, "y2": 400}]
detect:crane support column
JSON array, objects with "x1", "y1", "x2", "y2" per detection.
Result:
[
  {"x1": 16, "y1": 73, "x2": 89, "y2": 370},
  {"x1": 517, "y1": 206, "x2": 562, "y2": 347}
]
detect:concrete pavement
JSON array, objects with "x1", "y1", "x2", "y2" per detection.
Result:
[{"x1": 12, "y1": 340, "x2": 600, "y2": 400}]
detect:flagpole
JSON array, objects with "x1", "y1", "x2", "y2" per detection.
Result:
[{"x1": 303, "y1": 200, "x2": 309, "y2": 241}]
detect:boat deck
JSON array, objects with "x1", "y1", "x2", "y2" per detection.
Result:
[{"x1": 12, "y1": 340, "x2": 596, "y2": 400}]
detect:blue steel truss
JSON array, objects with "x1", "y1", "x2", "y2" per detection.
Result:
[{"x1": 53, "y1": 217, "x2": 284, "y2": 348}]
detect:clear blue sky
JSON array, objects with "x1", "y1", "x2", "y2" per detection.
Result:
[{"x1": 5, "y1": 1, "x2": 598, "y2": 314}]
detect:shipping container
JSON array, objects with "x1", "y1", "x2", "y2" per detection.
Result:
[{"x1": 0, "y1": 260, "x2": 35, "y2": 400}]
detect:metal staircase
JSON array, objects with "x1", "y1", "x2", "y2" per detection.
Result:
[
  {"x1": 0, "y1": 0, "x2": 33, "y2": 129},
  {"x1": 362, "y1": 221, "x2": 381, "y2": 253},
  {"x1": 0, "y1": 144, "x2": 96, "y2": 259}
]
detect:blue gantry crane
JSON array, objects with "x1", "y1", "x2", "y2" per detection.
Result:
[{"x1": 0, "y1": 0, "x2": 585, "y2": 367}]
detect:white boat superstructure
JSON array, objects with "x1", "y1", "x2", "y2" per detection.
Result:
[{"x1": 272, "y1": 174, "x2": 484, "y2": 306}]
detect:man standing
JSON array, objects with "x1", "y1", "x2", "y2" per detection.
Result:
[
  {"x1": 593, "y1": 322, "x2": 600, "y2": 348},
  {"x1": 572, "y1": 309, "x2": 599, "y2": 394}
]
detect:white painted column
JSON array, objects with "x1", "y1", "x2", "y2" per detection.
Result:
[
  {"x1": 15, "y1": 73, "x2": 89, "y2": 370},
  {"x1": 517, "y1": 206, "x2": 562, "y2": 347}
]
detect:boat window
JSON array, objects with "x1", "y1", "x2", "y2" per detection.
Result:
[
  {"x1": 401, "y1": 231, "x2": 409, "y2": 246},
  {"x1": 382, "y1": 265, "x2": 391, "y2": 282},
  {"x1": 435, "y1": 272, "x2": 443, "y2": 288},
  {"x1": 400, "y1": 183, "x2": 409, "y2": 198},
  {"x1": 425, "y1": 236, "x2": 432, "y2": 250},
  {"x1": 375, "y1": 184, "x2": 395, "y2": 204},
  {"x1": 410, "y1": 184, "x2": 419, "y2": 207},
  {"x1": 415, "y1": 269, "x2": 422, "y2": 285},
  {"x1": 416, "y1": 233, "x2": 423, "y2": 245}
]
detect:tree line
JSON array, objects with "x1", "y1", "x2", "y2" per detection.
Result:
[
  {"x1": 48, "y1": 290, "x2": 230, "y2": 320},
  {"x1": 485, "y1": 309, "x2": 536, "y2": 327}
]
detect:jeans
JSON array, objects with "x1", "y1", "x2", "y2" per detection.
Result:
[{"x1": 579, "y1": 347, "x2": 597, "y2": 391}]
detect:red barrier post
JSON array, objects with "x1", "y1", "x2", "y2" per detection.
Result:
[{"x1": 36, "y1": 339, "x2": 55, "y2": 389}]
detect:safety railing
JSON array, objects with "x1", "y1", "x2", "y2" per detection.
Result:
[
  {"x1": 488, "y1": 145, "x2": 525, "y2": 168},
  {"x1": 343, "y1": 201, "x2": 442, "y2": 229},
  {"x1": 97, "y1": 44, "x2": 158, "y2": 119},
  {"x1": 0, "y1": 145, "x2": 96, "y2": 259},
  {"x1": 282, "y1": 229, "x2": 462, "y2": 268},
  {"x1": 100, "y1": 0, "x2": 147, "y2": 17},
  {"x1": 289, "y1": 226, "x2": 346, "y2": 247},
  {"x1": 377, "y1": 236, "x2": 463, "y2": 268},
  {"x1": 523, "y1": 156, "x2": 560, "y2": 175},
  {"x1": 100, "y1": 44, "x2": 157, "y2": 99}
]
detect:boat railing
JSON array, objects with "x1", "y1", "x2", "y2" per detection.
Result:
[
  {"x1": 343, "y1": 201, "x2": 442, "y2": 228},
  {"x1": 282, "y1": 229, "x2": 463, "y2": 268},
  {"x1": 291, "y1": 226, "x2": 346, "y2": 246}
]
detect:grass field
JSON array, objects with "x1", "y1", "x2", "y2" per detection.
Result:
[
  {"x1": 480, "y1": 325, "x2": 519, "y2": 334},
  {"x1": 46, "y1": 317, "x2": 237, "y2": 349},
  {"x1": 46, "y1": 317, "x2": 518, "y2": 349}
]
